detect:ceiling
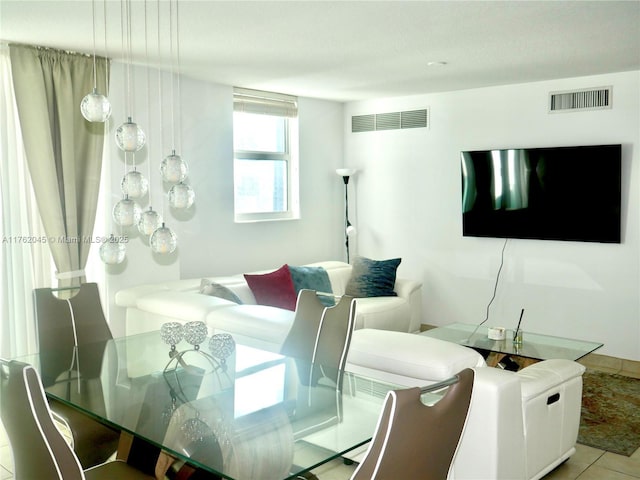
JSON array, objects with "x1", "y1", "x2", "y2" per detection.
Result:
[{"x1": 1, "y1": 1, "x2": 639, "y2": 102}]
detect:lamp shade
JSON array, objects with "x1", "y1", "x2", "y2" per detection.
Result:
[{"x1": 336, "y1": 168, "x2": 357, "y2": 177}]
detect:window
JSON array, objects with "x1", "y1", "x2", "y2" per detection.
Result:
[{"x1": 233, "y1": 88, "x2": 299, "y2": 222}]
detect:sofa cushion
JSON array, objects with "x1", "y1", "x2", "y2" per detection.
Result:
[
  {"x1": 136, "y1": 291, "x2": 234, "y2": 322},
  {"x1": 347, "y1": 329, "x2": 486, "y2": 384},
  {"x1": 199, "y1": 279, "x2": 243, "y2": 304},
  {"x1": 345, "y1": 256, "x2": 401, "y2": 298},
  {"x1": 205, "y1": 305, "x2": 295, "y2": 348},
  {"x1": 353, "y1": 297, "x2": 410, "y2": 331},
  {"x1": 288, "y1": 265, "x2": 335, "y2": 307},
  {"x1": 244, "y1": 264, "x2": 297, "y2": 311}
]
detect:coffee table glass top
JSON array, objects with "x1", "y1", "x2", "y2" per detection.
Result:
[{"x1": 420, "y1": 323, "x2": 603, "y2": 361}]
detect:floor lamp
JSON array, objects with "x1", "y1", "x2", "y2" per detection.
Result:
[{"x1": 336, "y1": 168, "x2": 357, "y2": 263}]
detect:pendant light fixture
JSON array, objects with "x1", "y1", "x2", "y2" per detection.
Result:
[
  {"x1": 150, "y1": 222, "x2": 177, "y2": 254},
  {"x1": 115, "y1": 0, "x2": 146, "y2": 152},
  {"x1": 113, "y1": 194, "x2": 142, "y2": 227},
  {"x1": 81, "y1": 0, "x2": 111, "y2": 122},
  {"x1": 136, "y1": 0, "x2": 162, "y2": 238},
  {"x1": 99, "y1": 234, "x2": 126, "y2": 264},
  {"x1": 149, "y1": 0, "x2": 177, "y2": 255},
  {"x1": 168, "y1": 182, "x2": 195, "y2": 209},
  {"x1": 121, "y1": 164, "x2": 149, "y2": 199},
  {"x1": 160, "y1": 150, "x2": 188, "y2": 183},
  {"x1": 160, "y1": 0, "x2": 189, "y2": 188},
  {"x1": 138, "y1": 207, "x2": 163, "y2": 235}
]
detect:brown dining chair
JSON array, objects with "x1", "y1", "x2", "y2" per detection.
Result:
[
  {"x1": 0, "y1": 359, "x2": 155, "y2": 480},
  {"x1": 281, "y1": 289, "x2": 357, "y2": 438},
  {"x1": 281, "y1": 289, "x2": 356, "y2": 388},
  {"x1": 351, "y1": 368, "x2": 475, "y2": 480},
  {"x1": 33, "y1": 283, "x2": 120, "y2": 468}
]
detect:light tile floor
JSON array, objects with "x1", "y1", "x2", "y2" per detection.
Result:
[{"x1": 1, "y1": 353, "x2": 638, "y2": 479}]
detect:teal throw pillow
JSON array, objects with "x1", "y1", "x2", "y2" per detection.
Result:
[
  {"x1": 345, "y1": 256, "x2": 401, "y2": 298},
  {"x1": 288, "y1": 265, "x2": 335, "y2": 307}
]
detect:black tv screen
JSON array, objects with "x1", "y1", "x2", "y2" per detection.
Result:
[{"x1": 461, "y1": 144, "x2": 622, "y2": 243}]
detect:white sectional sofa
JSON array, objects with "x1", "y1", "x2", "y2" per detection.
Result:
[
  {"x1": 115, "y1": 261, "x2": 423, "y2": 352},
  {"x1": 116, "y1": 261, "x2": 585, "y2": 479}
]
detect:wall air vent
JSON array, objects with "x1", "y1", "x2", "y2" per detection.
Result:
[
  {"x1": 549, "y1": 87, "x2": 612, "y2": 113},
  {"x1": 352, "y1": 114, "x2": 375, "y2": 133},
  {"x1": 351, "y1": 108, "x2": 429, "y2": 132}
]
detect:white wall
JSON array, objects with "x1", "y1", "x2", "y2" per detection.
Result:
[
  {"x1": 99, "y1": 63, "x2": 346, "y2": 335},
  {"x1": 344, "y1": 71, "x2": 640, "y2": 361}
]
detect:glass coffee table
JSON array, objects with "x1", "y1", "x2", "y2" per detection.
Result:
[{"x1": 420, "y1": 323, "x2": 603, "y2": 370}]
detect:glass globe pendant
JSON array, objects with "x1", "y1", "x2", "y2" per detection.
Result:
[
  {"x1": 99, "y1": 234, "x2": 126, "y2": 264},
  {"x1": 137, "y1": 207, "x2": 163, "y2": 236},
  {"x1": 168, "y1": 182, "x2": 195, "y2": 209},
  {"x1": 121, "y1": 169, "x2": 149, "y2": 199},
  {"x1": 112, "y1": 195, "x2": 142, "y2": 227},
  {"x1": 150, "y1": 223, "x2": 177, "y2": 254},
  {"x1": 80, "y1": 88, "x2": 112, "y2": 122},
  {"x1": 160, "y1": 150, "x2": 188, "y2": 183},
  {"x1": 115, "y1": 117, "x2": 146, "y2": 152}
]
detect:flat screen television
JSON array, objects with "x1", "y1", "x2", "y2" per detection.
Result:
[{"x1": 461, "y1": 144, "x2": 622, "y2": 243}]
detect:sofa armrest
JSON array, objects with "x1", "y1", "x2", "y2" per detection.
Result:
[
  {"x1": 516, "y1": 359, "x2": 586, "y2": 402},
  {"x1": 394, "y1": 277, "x2": 422, "y2": 299}
]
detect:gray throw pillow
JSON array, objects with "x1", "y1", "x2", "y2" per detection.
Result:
[{"x1": 199, "y1": 279, "x2": 243, "y2": 304}]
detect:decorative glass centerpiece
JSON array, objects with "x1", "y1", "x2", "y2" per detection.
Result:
[{"x1": 159, "y1": 321, "x2": 234, "y2": 382}]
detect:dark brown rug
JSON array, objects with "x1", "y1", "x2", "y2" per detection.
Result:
[{"x1": 577, "y1": 369, "x2": 640, "y2": 456}]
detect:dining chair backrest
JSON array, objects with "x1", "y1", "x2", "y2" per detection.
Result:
[
  {"x1": 32, "y1": 283, "x2": 121, "y2": 469},
  {"x1": 351, "y1": 368, "x2": 475, "y2": 480},
  {"x1": 280, "y1": 288, "x2": 326, "y2": 362},
  {"x1": 34, "y1": 283, "x2": 113, "y2": 386},
  {"x1": 281, "y1": 289, "x2": 356, "y2": 388},
  {"x1": 311, "y1": 292, "x2": 356, "y2": 389},
  {"x1": 0, "y1": 359, "x2": 85, "y2": 480}
]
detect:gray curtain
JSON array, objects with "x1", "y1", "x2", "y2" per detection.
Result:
[{"x1": 9, "y1": 44, "x2": 108, "y2": 288}]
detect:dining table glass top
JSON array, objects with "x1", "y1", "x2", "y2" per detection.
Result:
[{"x1": 16, "y1": 330, "x2": 429, "y2": 480}]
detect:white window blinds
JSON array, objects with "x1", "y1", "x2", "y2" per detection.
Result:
[{"x1": 233, "y1": 87, "x2": 298, "y2": 118}]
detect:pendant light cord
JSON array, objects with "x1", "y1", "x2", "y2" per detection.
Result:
[{"x1": 91, "y1": 0, "x2": 98, "y2": 90}]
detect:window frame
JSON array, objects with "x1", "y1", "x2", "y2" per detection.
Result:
[{"x1": 233, "y1": 88, "x2": 299, "y2": 223}]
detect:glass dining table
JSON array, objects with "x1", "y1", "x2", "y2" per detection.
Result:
[{"x1": 16, "y1": 330, "x2": 421, "y2": 480}]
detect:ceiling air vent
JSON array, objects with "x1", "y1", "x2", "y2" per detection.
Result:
[
  {"x1": 549, "y1": 87, "x2": 612, "y2": 113},
  {"x1": 351, "y1": 108, "x2": 429, "y2": 132}
]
